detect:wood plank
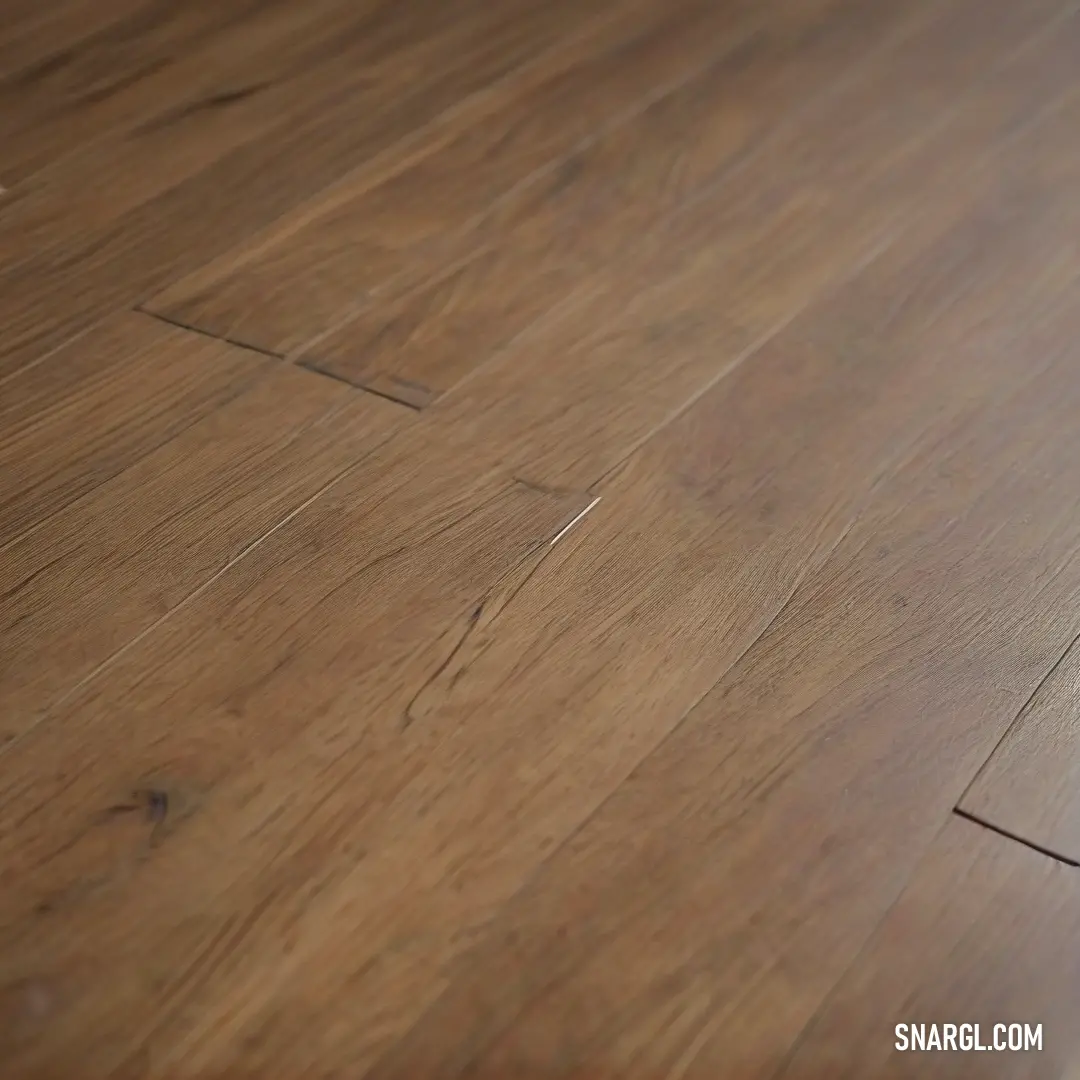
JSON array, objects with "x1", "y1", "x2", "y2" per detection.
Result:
[
  {"x1": 352, "y1": 212, "x2": 1080, "y2": 1080},
  {"x1": 776, "y1": 816, "x2": 1078, "y2": 1079},
  {"x1": 4, "y1": 35, "x2": 1080, "y2": 1072},
  {"x1": 255, "y1": 86, "x2": 1080, "y2": 1074},
  {"x1": 143, "y1": 0, "x2": 818, "y2": 355},
  {"x1": 0, "y1": 324, "x2": 405, "y2": 737},
  {"x1": 406, "y1": 0, "x2": 1080, "y2": 484},
  {"x1": 0, "y1": 0, "x2": 394, "y2": 267},
  {"x1": 148, "y1": 0, "x2": 1070, "y2": 408},
  {"x1": 959, "y1": 636, "x2": 1080, "y2": 865},
  {"x1": 0, "y1": 455, "x2": 591, "y2": 1076},
  {"x1": 191, "y1": 79, "x2": 1080, "y2": 1074},
  {"x1": 0, "y1": 0, "x2": 615, "y2": 382},
  {"x1": 1, "y1": 0, "x2": 626, "y2": 262},
  {"x1": 296, "y1": 0, "x2": 932, "y2": 404},
  {"x1": 0, "y1": 0, "x2": 667, "y2": 275}
]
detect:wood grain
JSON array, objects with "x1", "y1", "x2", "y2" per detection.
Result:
[
  {"x1": 776, "y1": 815, "x2": 1079, "y2": 1079},
  {"x1": 0, "y1": 0, "x2": 151, "y2": 85},
  {"x1": 0, "y1": 0, "x2": 296, "y2": 183},
  {"x1": 0, "y1": 444, "x2": 592, "y2": 1074},
  {"x1": 143, "y1": 0, "x2": 760, "y2": 354},
  {"x1": 0, "y1": 0, "x2": 612, "y2": 383},
  {"x1": 291, "y1": 84, "x2": 1080, "y2": 1080},
  {"x1": 148, "y1": 0, "x2": 1070, "y2": 409},
  {"x1": 0, "y1": 318, "x2": 405, "y2": 737},
  {"x1": 959, "y1": 636, "x2": 1080, "y2": 865},
  {"x1": 4, "y1": 0, "x2": 1080, "y2": 1075},
  {"x1": 0, "y1": 314, "x2": 275, "y2": 549},
  {"x1": 359, "y1": 304, "x2": 1080, "y2": 1075},
  {"x1": 407, "y1": 0, "x2": 1080, "y2": 486},
  {"x1": 0, "y1": 0, "x2": 393, "y2": 271},
  {"x1": 300, "y1": 0, "x2": 929, "y2": 403},
  {"x1": 5, "y1": 32, "x2": 1080, "y2": 1072}
]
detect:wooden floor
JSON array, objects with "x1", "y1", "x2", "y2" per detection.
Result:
[{"x1": 4, "y1": 0, "x2": 1080, "y2": 1075}]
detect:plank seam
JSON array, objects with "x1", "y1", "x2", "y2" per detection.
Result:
[
  {"x1": 952, "y1": 808, "x2": 1080, "y2": 868},
  {"x1": 136, "y1": 307, "x2": 423, "y2": 410},
  {"x1": 133, "y1": 305, "x2": 283, "y2": 358},
  {"x1": 294, "y1": 359, "x2": 424, "y2": 411}
]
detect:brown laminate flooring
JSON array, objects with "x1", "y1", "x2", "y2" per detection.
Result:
[{"x1": 2, "y1": 1, "x2": 1080, "y2": 1076}]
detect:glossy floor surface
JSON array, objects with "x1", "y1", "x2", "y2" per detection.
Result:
[{"x1": 2, "y1": 0, "x2": 1080, "y2": 1076}]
